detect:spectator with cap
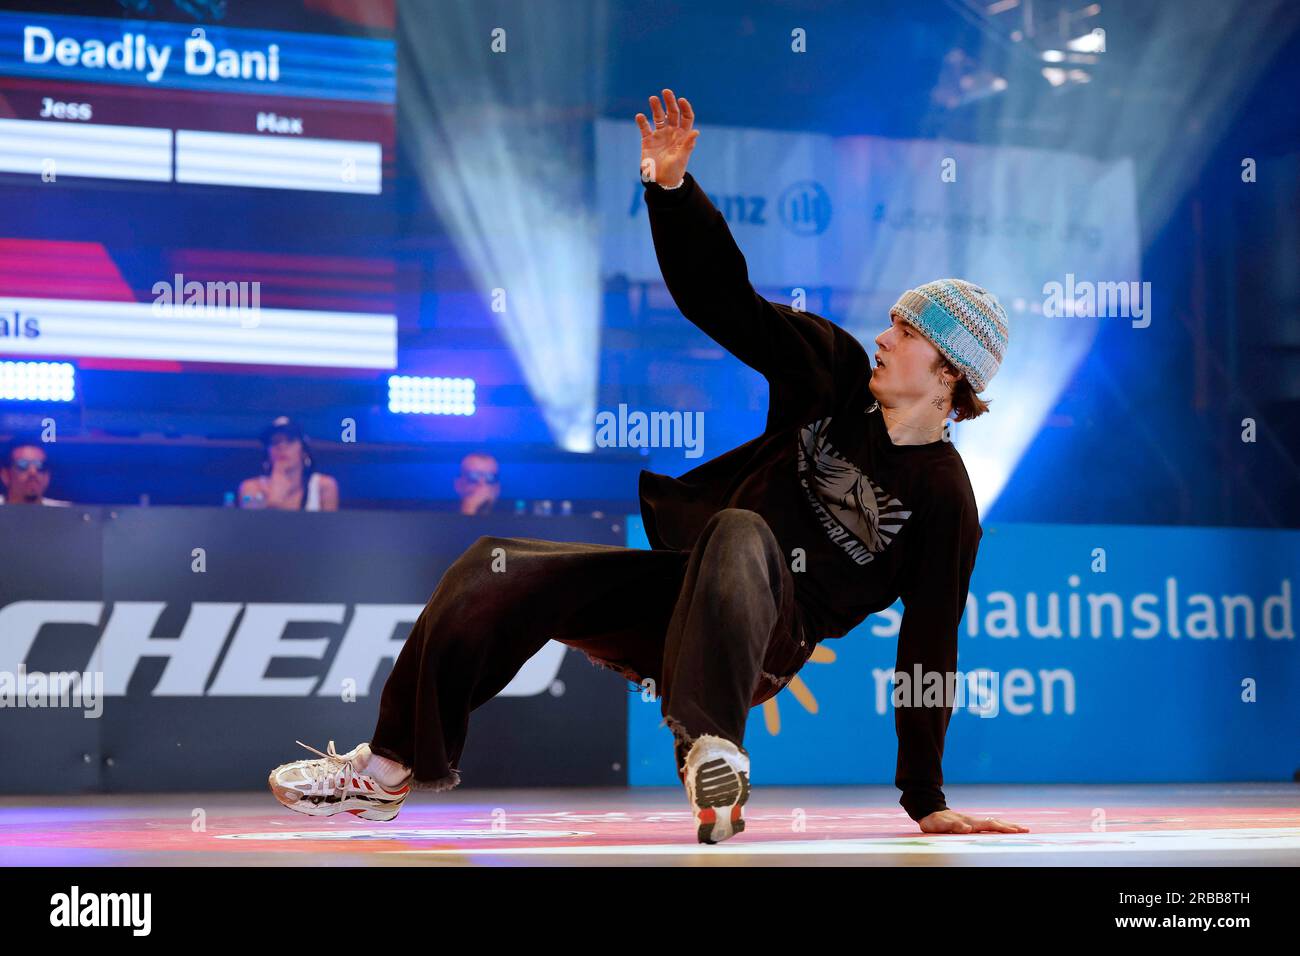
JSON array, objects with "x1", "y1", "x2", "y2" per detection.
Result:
[
  {"x1": 0, "y1": 438, "x2": 71, "y2": 506},
  {"x1": 454, "y1": 451, "x2": 500, "y2": 515},
  {"x1": 238, "y1": 416, "x2": 338, "y2": 511}
]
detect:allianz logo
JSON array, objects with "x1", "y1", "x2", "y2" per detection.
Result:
[
  {"x1": 0, "y1": 601, "x2": 566, "y2": 697},
  {"x1": 628, "y1": 179, "x2": 831, "y2": 236}
]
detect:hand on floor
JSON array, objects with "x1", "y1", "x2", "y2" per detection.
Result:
[{"x1": 918, "y1": 809, "x2": 1030, "y2": 834}]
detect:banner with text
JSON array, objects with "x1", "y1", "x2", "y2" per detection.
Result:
[
  {"x1": 0, "y1": 506, "x2": 627, "y2": 793},
  {"x1": 626, "y1": 517, "x2": 1299, "y2": 788}
]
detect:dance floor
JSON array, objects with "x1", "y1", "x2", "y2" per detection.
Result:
[{"x1": 2, "y1": 783, "x2": 1297, "y2": 867}]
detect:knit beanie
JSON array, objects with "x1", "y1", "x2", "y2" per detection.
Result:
[{"x1": 888, "y1": 279, "x2": 1009, "y2": 392}]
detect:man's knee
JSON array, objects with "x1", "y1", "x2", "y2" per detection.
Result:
[
  {"x1": 466, "y1": 534, "x2": 499, "y2": 555},
  {"x1": 706, "y1": 508, "x2": 773, "y2": 544},
  {"x1": 694, "y1": 511, "x2": 785, "y2": 605},
  {"x1": 703, "y1": 509, "x2": 781, "y2": 563},
  {"x1": 440, "y1": 536, "x2": 506, "y2": 593}
]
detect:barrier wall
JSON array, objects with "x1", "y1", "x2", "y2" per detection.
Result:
[
  {"x1": 4, "y1": 506, "x2": 1295, "y2": 794},
  {"x1": 626, "y1": 516, "x2": 1300, "y2": 787},
  {"x1": 0, "y1": 506, "x2": 629, "y2": 793}
]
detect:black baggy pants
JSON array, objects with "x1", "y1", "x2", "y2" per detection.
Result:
[{"x1": 370, "y1": 508, "x2": 816, "y2": 790}]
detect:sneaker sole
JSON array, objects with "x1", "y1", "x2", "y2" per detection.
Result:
[{"x1": 690, "y1": 757, "x2": 750, "y2": 844}]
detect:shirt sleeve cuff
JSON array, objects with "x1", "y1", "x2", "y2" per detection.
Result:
[
  {"x1": 643, "y1": 170, "x2": 695, "y2": 207},
  {"x1": 900, "y1": 790, "x2": 948, "y2": 822}
]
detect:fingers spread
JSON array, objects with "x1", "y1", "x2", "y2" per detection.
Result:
[
  {"x1": 634, "y1": 113, "x2": 651, "y2": 138},
  {"x1": 649, "y1": 95, "x2": 665, "y2": 125},
  {"x1": 664, "y1": 88, "x2": 680, "y2": 126},
  {"x1": 679, "y1": 97, "x2": 694, "y2": 131}
]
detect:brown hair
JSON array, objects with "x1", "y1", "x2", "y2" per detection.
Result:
[{"x1": 932, "y1": 356, "x2": 991, "y2": 422}]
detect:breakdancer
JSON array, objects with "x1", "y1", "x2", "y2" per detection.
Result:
[{"x1": 269, "y1": 88, "x2": 1029, "y2": 842}]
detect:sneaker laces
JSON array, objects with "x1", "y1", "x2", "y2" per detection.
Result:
[{"x1": 294, "y1": 739, "x2": 360, "y2": 797}]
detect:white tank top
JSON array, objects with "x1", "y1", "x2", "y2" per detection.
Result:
[
  {"x1": 256, "y1": 471, "x2": 322, "y2": 510},
  {"x1": 304, "y1": 472, "x2": 322, "y2": 511}
]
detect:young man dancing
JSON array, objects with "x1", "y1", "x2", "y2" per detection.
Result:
[{"x1": 269, "y1": 88, "x2": 1029, "y2": 842}]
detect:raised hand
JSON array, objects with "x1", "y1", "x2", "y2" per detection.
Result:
[{"x1": 635, "y1": 88, "x2": 699, "y2": 188}]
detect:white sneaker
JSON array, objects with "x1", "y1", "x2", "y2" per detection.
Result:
[
  {"x1": 682, "y1": 734, "x2": 751, "y2": 844},
  {"x1": 268, "y1": 740, "x2": 410, "y2": 821}
]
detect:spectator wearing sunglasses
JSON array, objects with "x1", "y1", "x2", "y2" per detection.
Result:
[
  {"x1": 0, "y1": 439, "x2": 71, "y2": 506},
  {"x1": 454, "y1": 452, "x2": 500, "y2": 516}
]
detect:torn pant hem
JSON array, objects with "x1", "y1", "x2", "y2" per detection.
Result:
[
  {"x1": 408, "y1": 768, "x2": 462, "y2": 792},
  {"x1": 583, "y1": 651, "x2": 645, "y2": 687},
  {"x1": 759, "y1": 669, "x2": 794, "y2": 689},
  {"x1": 370, "y1": 743, "x2": 462, "y2": 792},
  {"x1": 662, "y1": 713, "x2": 696, "y2": 747},
  {"x1": 660, "y1": 715, "x2": 749, "y2": 755}
]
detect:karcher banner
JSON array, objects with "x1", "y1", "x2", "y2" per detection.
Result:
[{"x1": 0, "y1": 506, "x2": 627, "y2": 792}]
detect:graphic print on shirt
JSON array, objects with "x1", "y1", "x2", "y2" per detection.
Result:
[{"x1": 796, "y1": 416, "x2": 912, "y2": 565}]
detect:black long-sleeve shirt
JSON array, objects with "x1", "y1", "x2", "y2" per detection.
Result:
[{"x1": 637, "y1": 170, "x2": 982, "y2": 822}]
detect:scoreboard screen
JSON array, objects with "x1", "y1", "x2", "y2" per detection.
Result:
[{"x1": 0, "y1": 5, "x2": 398, "y2": 372}]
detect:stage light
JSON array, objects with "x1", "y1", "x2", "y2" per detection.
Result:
[
  {"x1": 0, "y1": 361, "x2": 75, "y2": 402},
  {"x1": 387, "y1": 375, "x2": 475, "y2": 416},
  {"x1": 1067, "y1": 30, "x2": 1106, "y2": 53},
  {"x1": 397, "y1": 3, "x2": 607, "y2": 451}
]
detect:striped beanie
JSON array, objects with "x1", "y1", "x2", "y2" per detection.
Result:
[{"x1": 889, "y1": 279, "x2": 1009, "y2": 392}]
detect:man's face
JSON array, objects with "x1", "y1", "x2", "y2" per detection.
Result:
[
  {"x1": 455, "y1": 455, "x2": 500, "y2": 503},
  {"x1": 1, "y1": 445, "x2": 51, "y2": 503},
  {"x1": 869, "y1": 313, "x2": 948, "y2": 403}
]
